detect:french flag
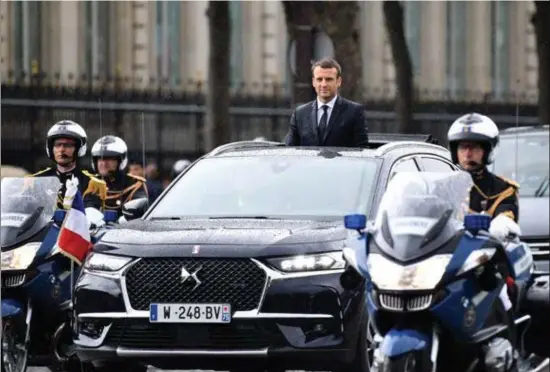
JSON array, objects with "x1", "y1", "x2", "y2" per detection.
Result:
[{"x1": 56, "y1": 190, "x2": 93, "y2": 265}]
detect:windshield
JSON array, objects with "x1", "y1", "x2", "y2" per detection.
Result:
[
  {"x1": 1, "y1": 176, "x2": 60, "y2": 247},
  {"x1": 372, "y1": 171, "x2": 472, "y2": 262},
  {"x1": 491, "y1": 133, "x2": 549, "y2": 197},
  {"x1": 149, "y1": 156, "x2": 380, "y2": 220}
]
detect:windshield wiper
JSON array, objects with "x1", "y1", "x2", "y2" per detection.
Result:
[{"x1": 534, "y1": 176, "x2": 549, "y2": 198}]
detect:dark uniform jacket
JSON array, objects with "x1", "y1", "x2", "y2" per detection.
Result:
[
  {"x1": 28, "y1": 167, "x2": 107, "y2": 211},
  {"x1": 469, "y1": 168, "x2": 520, "y2": 222},
  {"x1": 103, "y1": 173, "x2": 148, "y2": 218}
]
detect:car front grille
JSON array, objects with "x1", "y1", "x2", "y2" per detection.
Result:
[
  {"x1": 379, "y1": 293, "x2": 432, "y2": 312},
  {"x1": 125, "y1": 258, "x2": 267, "y2": 311},
  {"x1": 104, "y1": 319, "x2": 284, "y2": 349}
]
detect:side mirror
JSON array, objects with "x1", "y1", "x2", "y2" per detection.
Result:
[
  {"x1": 464, "y1": 213, "x2": 491, "y2": 235},
  {"x1": 344, "y1": 214, "x2": 367, "y2": 232},
  {"x1": 122, "y1": 198, "x2": 149, "y2": 221}
]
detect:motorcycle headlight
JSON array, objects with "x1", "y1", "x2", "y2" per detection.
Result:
[
  {"x1": 456, "y1": 248, "x2": 497, "y2": 276},
  {"x1": 268, "y1": 252, "x2": 345, "y2": 273},
  {"x1": 368, "y1": 253, "x2": 453, "y2": 291},
  {"x1": 83, "y1": 252, "x2": 133, "y2": 272},
  {"x1": 1, "y1": 242, "x2": 42, "y2": 271}
]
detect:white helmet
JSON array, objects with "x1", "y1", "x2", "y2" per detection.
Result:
[
  {"x1": 91, "y1": 135, "x2": 128, "y2": 171},
  {"x1": 46, "y1": 120, "x2": 88, "y2": 159},
  {"x1": 172, "y1": 159, "x2": 191, "y2": 178},
  {"x1": 447, "y1": 113, "x2": 500, "y2": 165}
]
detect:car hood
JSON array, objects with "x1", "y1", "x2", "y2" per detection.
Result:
[
  {"x1": 519, "y1": 197, "x2": 549, "y2": 238},
  {"x1": 95, "y1": 218, "x2": 348, "y2": 258}
]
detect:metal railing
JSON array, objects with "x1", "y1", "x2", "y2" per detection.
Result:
[{"x1": 1, "y1": 84, "x2": 539, "y2": 174}]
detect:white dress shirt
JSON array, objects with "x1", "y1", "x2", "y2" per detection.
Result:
[{"x1": 316, "y1": 95, "x2": 338, "y2": 127}]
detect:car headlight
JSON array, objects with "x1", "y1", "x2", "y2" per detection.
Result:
[
  {"x1": 83, "y1": 252, "x2": 133, "y2": 272},
  {"x1": 268, "y1": 252, "x2": 345, "y2": 273},
  {"x1": 368, "y1": 253, "x2": 453, "y2": 291},
  {"x1": 1, "y1": 243, "x2": 42, "y2": 271}
]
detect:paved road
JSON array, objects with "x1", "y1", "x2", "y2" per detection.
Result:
[{"x1": 27, "y1": 367, "x2": 550, "y2": 372}]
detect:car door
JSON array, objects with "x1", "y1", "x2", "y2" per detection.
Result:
[{"x1": 417, "y1": 156, "x2": 458, "y2": 172}]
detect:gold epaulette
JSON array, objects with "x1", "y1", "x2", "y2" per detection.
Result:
[
  {"x1": 27, "y1": 167, "x2": 51, "y2": 177},
  {"x1": 83, "y1": 174, "x2": 108, "y2": 201},
  {"x1": 496, "y1": 175, "x2": 520, "y2": 189},
  {"x1": 127, "y1": 173, "x2": 147, "y2": 183}
]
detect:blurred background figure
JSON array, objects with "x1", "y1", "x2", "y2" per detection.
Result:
[
  {"x1": 145, "y1": 162, "x2": 164, "y2": 203},
  {"x1": 128, "y1": 160, "x2": 145, "y2": 178}
]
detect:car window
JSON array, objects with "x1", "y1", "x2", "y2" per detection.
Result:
[
  {"x1": 492, "y1": 133, "x2": 549, "y2": 197},
  {"x1": 389, "y1": 158, "x2": 419, "y2": 180},
  {"x1": 418, "y1": 157, "x2": 455, "y2": 172},
  {"x1": 149, "y1": 156, "x2": 381, "y2": 220}
]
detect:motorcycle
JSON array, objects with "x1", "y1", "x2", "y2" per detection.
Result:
[
  {"x1": 341, "y1": 171, "x2": 550, "y2": 372},
  {"x1": 0, "y1": 176, "x2": 118, "y2": 372}
]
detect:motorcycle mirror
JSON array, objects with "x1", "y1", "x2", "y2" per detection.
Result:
[{"x1": 122, "y1": 198, "x2": 149, "y2": 221}]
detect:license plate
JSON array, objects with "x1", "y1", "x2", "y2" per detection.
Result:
[{"x1": 149, "y1": 303, "x2": 231, "y2": 323}]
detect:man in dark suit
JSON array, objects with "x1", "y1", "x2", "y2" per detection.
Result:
[{"x1": 284, "y1": 58, "x2": 369, "y2": 147}]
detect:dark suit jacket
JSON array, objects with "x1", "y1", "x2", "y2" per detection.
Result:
[{"x1": 284, "y1": 96, "x2": 369, "y2": 147}]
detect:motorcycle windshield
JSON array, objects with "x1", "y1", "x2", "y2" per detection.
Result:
[
  {"x1": 372, "y1": 171, "x2": 473, "y2": 262},
  {"x1": 1, "y1": 176, "x2": 60, "y2": 248}
]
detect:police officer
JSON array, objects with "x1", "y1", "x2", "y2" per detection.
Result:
[
  {"x1": 29, "y1": 120, "x2": 106, "y2": 211},
  {"x1": 448, "y1": 113, "x2": 521, "y2": 371},
  {"x1": 448, "y1": 113, "x2": 521, "y2": 240},
  {"x1": 91, "y1": 135, "x2": 148, "y2": 218}
]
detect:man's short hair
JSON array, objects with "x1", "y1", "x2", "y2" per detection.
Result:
[{"x1": 311, "y1": 58, "x2": 342, "y2": 78}]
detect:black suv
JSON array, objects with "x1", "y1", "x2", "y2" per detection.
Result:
[
  {"x1": 491, "y1": 125, "x2": 549, "y2": 273},
  {"x1": 73, "y1": 134, "x2": 458, "y2": 372}
]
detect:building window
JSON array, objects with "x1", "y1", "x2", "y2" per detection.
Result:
[
  {"x1": 10, "y1": 1, "x2": 41, "y2": 78},
  {"x1": 156, "y1": 1, "x2": 181, "y2": 87},
  {"x1": 84, "y1": 1, "x2": 113, "y2": 80},
  {"x1": 404, "y1": 1, "x2": 422, "y2": 78},
  {"x1": 230, "y1": 1, "x2": 243, "y2": 88},
  {"x1": 445, "y1": 1, "x2": 467, "y2": 99},
  {"x1": 491, "y1": 1, "x2": 509, "y2": 101}
]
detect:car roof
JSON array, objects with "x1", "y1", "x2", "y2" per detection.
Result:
[
  {"x1": 206, "y1": 133, "x2": 449, "y2": 160},
  {"x1": 500, "y1": 125, "x2": 549, "y2": 137}
]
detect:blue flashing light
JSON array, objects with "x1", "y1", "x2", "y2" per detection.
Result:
[
  {"x1": 464, "y1": 213, "x2": 491, "y2": 234},
  {"x1": 344, "y1": 214, "x2": 367, "y2": 231}
]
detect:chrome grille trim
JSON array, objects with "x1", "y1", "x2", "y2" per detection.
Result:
[
  {"x1": 379, "y1": 294, "x2": 404, "y2": 311},
  {"x1": 406, "y1": 294, "x2": 433, "y2": 311},
  {"x1": 379, "y1": 293, "x2": 433, "y2": 312},
  {"x1": 1, "y1": 273, "x2": 26, "y2": 287}
]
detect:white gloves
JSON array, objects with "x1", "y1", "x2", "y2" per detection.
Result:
[
  {"x1": 489, "y1": 214, "x2": 522, "y2": 241},
  {"x1": 62, "y1": 176, "x2": 79, "y2": 209},
  {"x1": 85, "y1": 207, "x2": 106, "y2": 229}
]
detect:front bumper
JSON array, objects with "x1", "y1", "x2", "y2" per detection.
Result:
[{"x1": 73, "y1": 258, "x2": 365, "y2": 370}]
